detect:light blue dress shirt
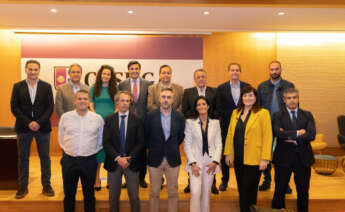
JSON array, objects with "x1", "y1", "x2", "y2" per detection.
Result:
[{"x1": 160, "y1": 110, "x2": 171, "y2": 141}]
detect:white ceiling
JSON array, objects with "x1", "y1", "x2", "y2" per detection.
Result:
[{"x1": 0, "y1": 3, "x2": 345, "y2": 33}]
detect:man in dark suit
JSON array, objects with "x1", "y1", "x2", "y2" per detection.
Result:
[
  {"x1": 103, "y1": 91, "x2": 145, "y2": 212},
  {"x1": 10, "y1": 60, "x2": 54, "y2": 199},
  {"x1": 272, "y1": 88, "x2": 316, "y2": 212},
  {"x1": 217, "y1": 62, "x2": 250, "y2": 191},
  {"x1": 118, "y1": 60, "x2": 151, "y2": 188},
  {"x1": 182, "y1": 68, "x2": 220, "y2": 194},
  {"x1": 145, "y1": 88, "x2": 185, "y2": 212}
]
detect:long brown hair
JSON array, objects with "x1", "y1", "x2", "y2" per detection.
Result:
[
  {"x1": 92, "y1": 65, "x2": 117, "y2": 103},
  {"x1": 237, "y1": 85, "x2": 261, "y2": 113}
]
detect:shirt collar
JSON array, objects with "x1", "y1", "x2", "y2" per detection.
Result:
[
  {"x1": 230, "y1": 80, "x2": 240, "y2": 88},
  {"x1": 70, "y1": 81, "x2": 81, "y2": 89},
  {"x1": 270, "y1": 78, "x2": 281, "y2": 86},
  {"x1": 119, "y1": 111, "x2": 129, "y2": 117},
  {"x1": 130, "y1": 78, "x2": 139, "y2": 84},
  {"x1": 286, "y1": 107, "x2": 298, "y2": 114},
  {"x1": 197, "y1": 86, "x2": 206, "y2": 93},
  {"x1": 160, "y1": 109, "x2": 172, "y2": 117},
  {"x1": 26, "y1": 79, "x2": 39, "y2": 85}
]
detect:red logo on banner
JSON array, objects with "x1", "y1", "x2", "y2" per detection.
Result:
[{"x1": 54, "y1": 66, "x2": 69, "y2": 89}]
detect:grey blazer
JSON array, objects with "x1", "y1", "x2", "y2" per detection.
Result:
[
  {"x1": 118, "y1": 78, "x2": 151, "y2": 119},
  {"x1": 55, "y1": 82, "x2": 89, "y2": 118},
  {"x1": 147, "y1": 83, "x2": 184, "y2": 112}
]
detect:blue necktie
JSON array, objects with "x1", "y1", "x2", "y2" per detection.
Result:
[
  {"x1": 291, "y1": 111, "x2": 297, "y2": 130},
  {"x1": 120, "y1": 115, "x2": 127, "y2": 156}
]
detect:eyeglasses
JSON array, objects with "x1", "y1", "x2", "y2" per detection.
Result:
[{"x1": 270, "y1": 68, "x2": 280, "y2": 71}]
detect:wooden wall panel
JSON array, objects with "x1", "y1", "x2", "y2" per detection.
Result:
[{"x1": 203, "y1": 32, "x2": 276, "y2": 88}]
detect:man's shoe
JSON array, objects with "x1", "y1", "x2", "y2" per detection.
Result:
[
  {"x1": 286, "y1": 185, "x2": 292, "y2": 194},
  {"x1": 15, "y1": 188, "x2": 28, "y2": 199},
  {"x1": 219, "y1": 182, "x2": 228, "y2": 191},
  {"x1": 258, "y1": 182, "x2": 271, "y2": 191},
  {"x1": 184, "y1": 184, "x2": 190, "y2": 193},
  {"x1": 122, "y1": 182, "x2": 127, "y2": 188},
  {"x1": 211, "y1": 182, "x2": 219, "y2": 194},
  {"x1": 139, "y1": 180, "x2": 148, "y2": 188},
  {"x1": 42, "y1": 185, "x2": 55, "y2": 196}
]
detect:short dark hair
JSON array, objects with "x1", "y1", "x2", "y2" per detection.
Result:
[
  {"x1": 193, "y1": 96, "x2": 210, "y2": 118},
  {"x1": 228, "y1": 62, "x2": 241, "y2": 72},
  {"x1": 75, "y1": 89, "x2": 89, "y2": 98},
  {"x1": 237, "y1": 86, "x2": 261, "y2": 113},
  {"x1": 160, "y1": 87, "x2": 174, "y2": 94},
  {"x1": 283, "y1": 87, "x2": 299, "y2": 97},
  {"x1": 269, "y1": 60, "x2": 282, "y2": 69},
  {"x1": 114, "y1": 90, "x2": 133, "y2": 103},
  {"x1": 69, "y1": 63, "x2": 82, "y2": 73},
  {"x1": 159, "y1": 65, "x2": 172, "y2": 74},
  {"x1": 127, "y1": 61, "x2": 141, "y2": 70},
  {"x1": 193, "y1": 69, "x2": 207, "y2": 78},
  {"x1": 25, "y1": 60, "x2": 40, "y2": 69}
]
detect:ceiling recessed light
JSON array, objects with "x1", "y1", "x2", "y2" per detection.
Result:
[
  {"x1": 128, "y1": 10, "x2": 134, "y2": 14},
  {"x1": 50, "y1": 8, "x2": 57, "y2": 13},
  {"x1": 203, "y1": 11, "x2": 210, "y2": 15},
  {"x1": 278, "y1": 12, "x2": 285, "y2": 16}
]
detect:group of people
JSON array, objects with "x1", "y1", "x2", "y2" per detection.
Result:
[{"x1": 10, "y1": 59, "x2": 316, "y2": 212}]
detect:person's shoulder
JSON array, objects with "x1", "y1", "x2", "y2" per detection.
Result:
[
  {"x1": 13, "y1": 80, "x2": 25, "y2": 88},
  {"x1": 38, "y1": 79, "x2": 52, "y2": 87},
  {"x1": 258, "y1": 80, "x2": 270, "y2": 88},
  {"x1": 60, "y1": 110, "x2": 75, "y2": 120},
  {"x1": 172, "y1": 83, "x2": 184, "y2": 90},
  {"x1": 81, "y1": 83, "x2": 89, "y2": 90},
  {"x1": 119, "y1": 78, "x2": 130, "y2": 86},
  {"x1": 88, "y1": 111, "x2": 104, "y2": 120},
  {"x1": 281, "y1": 79, "x2": 294, "y2": 88},
  {"x1": 240, "y1": 81, "x2": 251, "y2": 87},
  {"x1": 217, "y1": 81, "x2": 229, "y2": 89},
  {"x1": 299, "y1": 108, "x2": 313, "y2": 118}
]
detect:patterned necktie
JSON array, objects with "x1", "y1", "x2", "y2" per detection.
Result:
[
  {"x1": 120, "y1": 115, "x2": 127, "y2": 155},
  {"x1": 132, "y1": 80, "x2": 138, "y2": 102},
  {"x1": 291, "y1": 111, "x2": 297, "y2": 130}
]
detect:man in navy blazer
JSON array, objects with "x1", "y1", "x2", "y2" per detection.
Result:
[
  {"x1": 145, "y1": 88, "x2": 185, "y2": 212},
  {"x1": 216, "y1": 62, "x2": 250, "y2": 191},
  {"x1": 272, "y1": 88, "x2": 316, "y2": 212},
  {"x1": 10, "y1": 60, "x2": 54, "y2": 199},
  {"x1": 103, "y1": 91, "x2": 145, "y2": 212}
]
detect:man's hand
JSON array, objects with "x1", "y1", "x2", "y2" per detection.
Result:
[
  {"x1": 117, "y1": 156, "x2": 131, "y2": 169},
  {"x1": 191, "y1": 164, "x2": 201, "y2": 177},
  {"x1": 28, "y1": 121, "x2": 40, "y2": 131},
  {"x1": 298, "y1": 129, "x2": 306, "y2": 136}
]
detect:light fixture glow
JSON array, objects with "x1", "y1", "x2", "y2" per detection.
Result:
[
  {"x1": 203, "y1": 11, "x2": 210, "y2": 15},
  {"x1": 277, "y1": 33, "x2": 345, "y2": 46},
  {"x1": 278, "y1": 12, "x2": 285, "y2": 16},
  {"x1": 50, "y1": 8, "x2": 57, "y2": 13},
  {"x1": 128, "y1": 10, "x2": 134, "y2": 14}
]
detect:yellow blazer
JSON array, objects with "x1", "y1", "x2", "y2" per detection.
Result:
[{"x1": 223, "y1": 108, "x2": 273, "y2": 166}]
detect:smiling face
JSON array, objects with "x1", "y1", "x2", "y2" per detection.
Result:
[
  {"x1": 159, "y1": 66, "x2": 172, "y2": 84},
  {"x1": 196, "y1": 98, "x2": 209, "y2": 116},
  {"x1": 101, "y1": 68, "x2": 112, "y2": 84},
  {"x1": 74, "y1": 92, "x2": 89, "y2": 112},
  {"x1": 128, "y1": 63, "x2": 141, "y2": 80},
  {"x1": 25, "y1": 63, "x2": 40, "y2": 81},
  {"x1": 69, "y1": 65, "x2": 82, "y2": 84},
  {"x1": 117, "y1": 93, "x2": 131, "y2": 113},
  {"x1": 228, "y1": 64, "x2": 241, "y2": 81},
  {"x1": 242, "y1": 91, "x2": 256, "y2": 107},
  {"x1": 159, "y1": 90, "x2": 174, "y2": 110},
  {"x1": 194, "y1": 71, "x2": 207, "y2": 88}
]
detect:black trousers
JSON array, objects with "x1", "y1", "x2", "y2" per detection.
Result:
[
  {"x1": 272, "y1": 153, "x2": 311, "y2": 212},
  {"x1": 61, "y1": 153, "x2": 98, "y2": 212},
  {"x1": 139, "y1": 150, "x2": 147, "y2": 181},
  {"x1": 234, "y1": 163, "x2": 261, "y2": 212},
  {"x1": 220, "y1": 155, "x2": 230, "y2": 184}
]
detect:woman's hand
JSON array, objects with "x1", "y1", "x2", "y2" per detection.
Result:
[
  {"x1": 225, "y1": 155, "x2": 231, "y2": 167},
  {"x1": 191, "y1": 164, "x2": 201, "y2": 177},
  {"x1": 206, "y1": 162, "x2": 217, "y2": 175},
  {"x1": 259, "y1": 160, "x2": 269, "y2": 171}
]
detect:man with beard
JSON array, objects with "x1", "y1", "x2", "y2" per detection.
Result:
[{"x1": 257, "y1": 60, "x2": 294, "y2": 193}]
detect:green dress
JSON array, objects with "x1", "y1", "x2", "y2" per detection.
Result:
[{"x1": 89, "y1": 85, "x2": 115, "y2": 163}]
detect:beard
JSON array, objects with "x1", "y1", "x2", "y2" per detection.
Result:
[{"x1": 271, "y1": 73, "x2": 281, "y2": 80}]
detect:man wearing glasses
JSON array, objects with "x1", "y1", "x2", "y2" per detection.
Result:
[{"x1": 257, "y1": 60, "x2": 295, "y2": 193}]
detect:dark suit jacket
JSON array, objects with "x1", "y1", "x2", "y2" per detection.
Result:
[
  {"x1": 118, "y1": 78, "x2": 152, "y2": 119},
  {"x1": 217, "y1": 81, "x2": 250, "y2": 142},
  {"x1": 272, "y1": 108, "x2": 316, "y2": 167},
  {"x1": 103, "y1": 112, "x2": 145, "y2": 172},
  {"x1": 10, "y1": 80, "x2": 54, "y2": 133},
  {"x1": 182, "y1": 86, "x2": 220, "y2": 119},
  {"x1": 144, "y1": 109, "x2": 185, "y2": 168}
]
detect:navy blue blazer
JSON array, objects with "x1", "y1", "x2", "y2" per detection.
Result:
[
  {"x1": 272, "y1": 108, "x2": 316, "y2": 167},
  {"x1": 10, "y1": 80, "x2": 54, "y2": 133},
  {"x1": 144, "y1": 108, "x2": 185, "y2": 168},
  {"x1": 217, "y1": 80, "x2": 250, "y2": 142}
]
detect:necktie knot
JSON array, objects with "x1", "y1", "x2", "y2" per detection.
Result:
[{"x1": 121, "y1": 115, "x2": 127, "y2": 120}]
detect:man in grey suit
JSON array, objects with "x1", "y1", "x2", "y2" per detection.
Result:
[
  {"x1": 118, "y1": 61, "x2": 151, "y2": 188},
  {"x1": 55, "y1": 64, "x2": 89, "y2": 118}
]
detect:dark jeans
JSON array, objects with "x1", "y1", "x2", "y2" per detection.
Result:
[
  {"x1": 272, "y1": 153, "x2": 311, "y2": 212},
  {"x1": 61, "y1": 153, "x2": 98, "y2": 212},
  {"x1": 234, "y1": 163, "x2": 261, "y2": 212},
  {"x1": 109, "y1": 166, "x2": 140, "y2": 212},
  {"x1": 17, "y1": 132, "x2": 51, "y2": 189}
]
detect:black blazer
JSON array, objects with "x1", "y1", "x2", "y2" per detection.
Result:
[
  {"x1": 217, "y1": 80, "x2": 250, "y2": 142},
  {"x1": 272, "y1": 108, "x2": 316, "y2": 167},
  {"x1": 10, "y1": 80, "x2": 54, "y2": 133},
  {"x1": 182, "y1": 86, "x2": 220, "y2": 119},
  {"x1": 103, "y1": 112, "x2": 145, "y2": 172},
  {"x1": 145, "y1": 109, "x2": 185, "y2": 168}
]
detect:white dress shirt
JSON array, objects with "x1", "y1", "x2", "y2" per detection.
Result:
[
  {"x1": 26, "y1": 79, "x2": 39, "y2": 104},
  {"x1": 197, "y1": 86, "x2": 206, "y2": 96},
  {"x1": 58, "y1": 110, "x2": 104, "y2": 157}
]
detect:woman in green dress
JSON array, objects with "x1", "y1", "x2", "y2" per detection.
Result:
[{"x1": 89, "y1": 65, "x2": 117, "y2": 191}]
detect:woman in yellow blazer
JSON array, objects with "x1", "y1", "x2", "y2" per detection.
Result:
[{"x1": 224, "y1": 86, "x2": 273, "y2": 212}]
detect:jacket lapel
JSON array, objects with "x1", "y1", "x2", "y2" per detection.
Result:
[
  {"x1": 22, "y1": 81, "x2": 32, "y2": 105},
  {"x1": 245, "y1": 111, "x2": 259, "y2": 134},
  {"x1": 225, "y1": 82, "x2": 235, "y2": 106},
  {"x1": 282, "y1": 108, "x2": 294, "y2": 130},
  {"x1": 33, "y1": 80, "x2": 42, "y2": 105},
  {"x1": 125, "y1": 113, "x2": 134, "y2": 149}
]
